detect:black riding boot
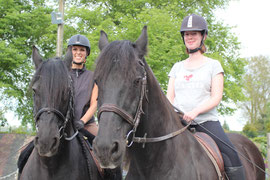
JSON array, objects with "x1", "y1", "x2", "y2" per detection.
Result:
[
  {"x1": 225, "y1": 166, "x2": 246, "y2": 180},
  {"x1": 17, "y1": 141, "x2": 34, "y2": 173}
]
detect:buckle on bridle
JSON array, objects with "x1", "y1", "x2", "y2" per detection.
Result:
[{"x1": 126, "y1": 129, "x2": 134, "y2": 147}]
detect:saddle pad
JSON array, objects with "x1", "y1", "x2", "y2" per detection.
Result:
[{"x1": 194, "y1": 132, "x2": 225, "y2": 173}]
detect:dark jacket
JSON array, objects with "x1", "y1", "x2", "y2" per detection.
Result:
[{"x1": 70, "y1": 66, "x2": 95, "y2": 124}]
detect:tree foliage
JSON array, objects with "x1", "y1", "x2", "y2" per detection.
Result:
[
  {"x1": 1, "y1": 0, "x2": 246, "y2": 128},
  {"x1": 242, "y1": 123, "x2": 258, "y2": 138},
  {"x1": 222, "y1": 120, "x2": 230, "y2": 132},
  {"x1": 0, "y1": 107, "x2": 7, "y2": 126},
  {"x1": 0, "y1": 0, "x2": 57, "y2": 127},
  {"x1": 242, "y1": 56, "x2": 270, "y2": 122},
  {"x1": 241, "y1": 56, "x2": 270, "y2": 136}
]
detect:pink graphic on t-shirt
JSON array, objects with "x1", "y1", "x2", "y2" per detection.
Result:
[{"x1": 184, "y1": 74, "x2": 193, "y2": 81}]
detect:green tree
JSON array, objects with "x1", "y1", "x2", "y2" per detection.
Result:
[
  {"x1": 222, "y1": 120, "x2": 230, "y2": 132},
  {"x1": 0, "y1": 107, "x2": 7, "y2": 126},
  {"x1": 254, "y1": 103, "x2": 270, "y2": 136},
  {"x1": 241, "y1": 56, "x2": 270, "y2": 128},
  {"x1": 0, "y1": 0, "x2": 57, "y2": 127},
  {"x1": 242, "y1": 123, "x2": 258, "y2": 138}
]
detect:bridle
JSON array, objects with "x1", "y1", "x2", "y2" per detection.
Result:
[
  {"x1": 97, "y1": 61, "x2": 190, "y2": 148},
  {"x1": 34, "y1": 76, "x2": 78, "y2": 141},
  {"x1": 98, "y1": 68, "x2": 147, "y2": 146}
]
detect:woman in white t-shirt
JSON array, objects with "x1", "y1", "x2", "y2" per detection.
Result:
[{"x1": 166, "y1": 14, "x2": 245, "y2": 180}]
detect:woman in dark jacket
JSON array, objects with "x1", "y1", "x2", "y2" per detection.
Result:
[{"x1": 68, "y1": 34, "x2": 98, "y2": 136}]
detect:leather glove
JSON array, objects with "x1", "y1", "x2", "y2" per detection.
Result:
[{"x1": 75, "y1": 120, "x2": 85, "y2": 130}]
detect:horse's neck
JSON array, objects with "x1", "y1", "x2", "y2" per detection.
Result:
[
  {"x1": 131, "y1": 72, "x2": 194, "y2": 160},
  {"x1": 27, "y1": 138, "x2": 85, "y2": 179},
  {"x1": 141, "y1": 73, "x2": 183, "y2": 133}
]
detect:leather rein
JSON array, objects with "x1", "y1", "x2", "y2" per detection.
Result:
[{"x1": 97, "y1": 63, "x2": 190, "y2": 148}]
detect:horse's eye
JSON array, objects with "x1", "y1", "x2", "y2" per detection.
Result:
[
  {"x1": 138, "y1": 60, "x2": 144, "y2": 66},
  {"x1": 134, "y1": 77, "x2": 141, "y2": 87}
]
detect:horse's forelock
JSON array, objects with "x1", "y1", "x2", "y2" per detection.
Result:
[
  {"x1": 94, "y1": 40, "x2": 138, "y2": 86},
  {"x1": 32, "y1": 58, "x2": 70, "y2": 108}
]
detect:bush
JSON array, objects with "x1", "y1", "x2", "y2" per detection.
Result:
[
  {"x1": 251, "y1": 136, "x2": 267, "y2": 158},
  {"x1": 243, "y1": 123, "x2": 258, "y2": 138},
  {"x1": 0, "y1": 126, "x2": 35, "y2": 135}
]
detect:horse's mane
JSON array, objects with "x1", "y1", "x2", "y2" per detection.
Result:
[
  {"x1": 94, "y1": 40, "x2": 139, "y2": 86},
  {"x1": 30, "y1": 58, "x2": 70, "y2": 108}
]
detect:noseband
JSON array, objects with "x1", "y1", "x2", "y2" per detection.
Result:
[
  {"x1": 97, "y1": 63, "x2": 190, "y2": 148},
  {"x1": 34, "y1": 76, "x2": 78, "y2": 141}
]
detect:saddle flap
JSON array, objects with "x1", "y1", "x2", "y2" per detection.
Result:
[{"x1": 194, "y1": 132, "x2": 225, "y2": 173}]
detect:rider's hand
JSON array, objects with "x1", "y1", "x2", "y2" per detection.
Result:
[
  {"x1": 75, "y1": 120, "x2": 85, "y2": 130},
  {"x1": 183, "y1": 109, "x2": 199, "y2": 122}
]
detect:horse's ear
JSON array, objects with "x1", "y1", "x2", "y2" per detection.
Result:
[
  {"x1": 99, "y1": 30, "x2": 109, "y2": 51},
  {"x1": 135, "y1": 26, "x2": 148, "y2": 57},
  {"x1": 64, "y1": 46, "x2": 73, "y2": 70},
  {"x1": 32, "y1": 45, "x2": 43, "y2": 69}
]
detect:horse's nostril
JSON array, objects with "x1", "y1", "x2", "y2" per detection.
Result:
[
  {"x1": 51, "y1": 137, "x2": 58, "y2": 149},
  {"x1": 111, "y1": 141, "x2": 119, "y2": 155}
]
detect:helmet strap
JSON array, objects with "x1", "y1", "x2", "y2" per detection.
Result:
[
  {"x1": 72, "y1": 61, "x2": 83, "y2": 65},
  {"x1": 72, "y1": 56, "x2": 87, "y2": 65},
  {"x1": 187, "y1": 43, "x2": 203, "y2": 53}
]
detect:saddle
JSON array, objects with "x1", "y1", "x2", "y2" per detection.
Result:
[
  {"x1": 82, "y1": 135, "x2": 105, "y2": 177},
  {"x1": 81, "y1": 133, "x2": 122, "y2": 180},
  {"x1": 78, "y1": 129, "x2": 105, "y2": 178},
  {"x1": 193, "y1": 132, "x2": 225, "y2": 179}
]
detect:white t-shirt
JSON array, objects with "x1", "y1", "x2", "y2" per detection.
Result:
[{"x1": 168, "y1": 58, "x2": 224, "y2": 124}]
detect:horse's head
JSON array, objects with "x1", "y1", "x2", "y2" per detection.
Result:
[
  {"x1": 93, "y1": 26, "x2": 148, "y2": 168},
  {"x1": 31, "y1": 46, "x2": 74, "y2": 157}
]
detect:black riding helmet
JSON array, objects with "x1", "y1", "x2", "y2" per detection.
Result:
[
  {"x1": 68, "y1": 34, "x2": 91, "y2": 56},
  {"x1": 180, "y1": 14, "x2": 208, "y2": 53}
]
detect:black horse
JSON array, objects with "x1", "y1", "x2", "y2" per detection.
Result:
[
  {"x1": 92, "y1": 26, "x2": 265, "y2": 179},
  {"x1": 19, "y1": 46, "x2": 118, "y2": 180}
]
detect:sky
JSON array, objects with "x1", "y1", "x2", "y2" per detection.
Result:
[
  {"x1": 215, "y1": 0, "x2": 270, "y2": 130},
  {"x1": 5, "y1": 0, "x2": 270, "y2": 131},
  {"x1": 215, "y1": 0, "x2": 270, "y2": 58}
]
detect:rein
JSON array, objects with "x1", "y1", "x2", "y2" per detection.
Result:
[{"x1": 97, "y1": 66, "x2": 191, "y2": 148}]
